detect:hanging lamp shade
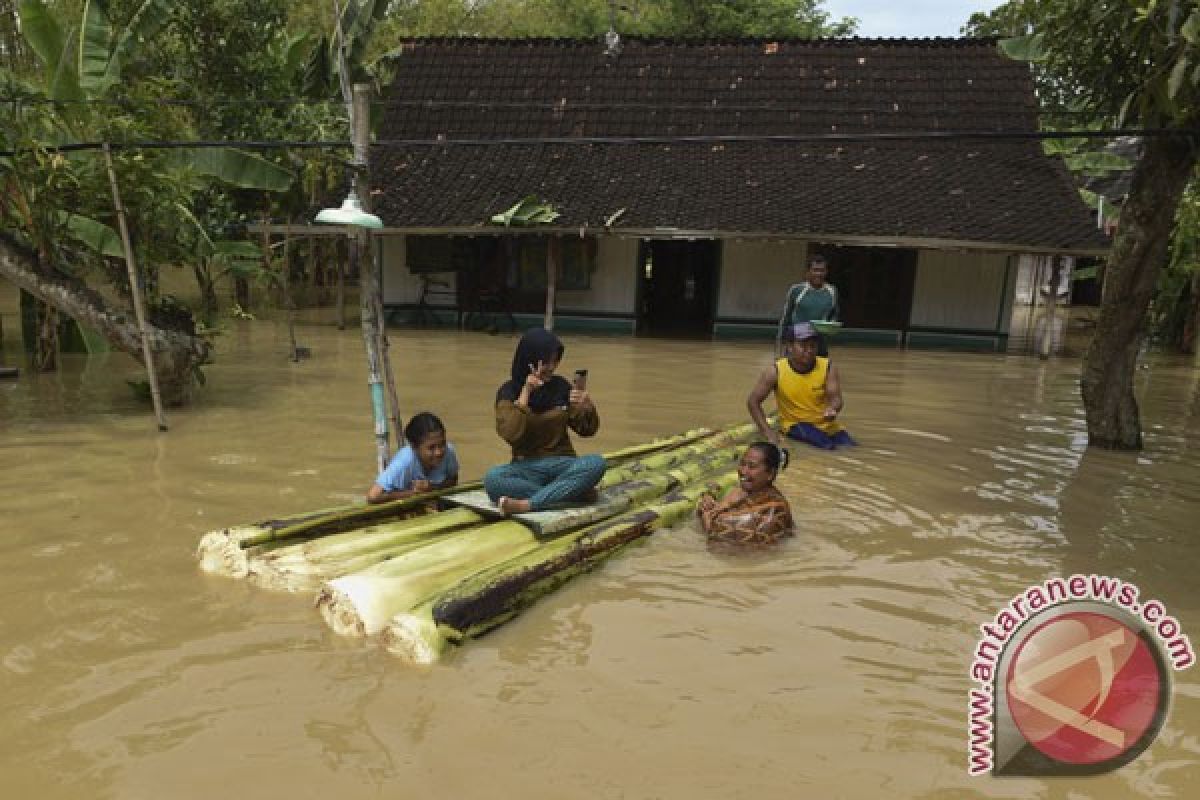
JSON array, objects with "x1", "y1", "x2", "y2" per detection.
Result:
[{"x1": 314, "y1": 188, "x2": 382, "y2": 229}]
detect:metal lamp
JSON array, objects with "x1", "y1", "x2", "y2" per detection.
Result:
[{"x1": 315, "y1": 187, "x2": 382, "y2": 229}]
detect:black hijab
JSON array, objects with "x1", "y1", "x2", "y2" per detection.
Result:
[{"x1": 496, "y1": 327, "x2": 572, "y2": 412}]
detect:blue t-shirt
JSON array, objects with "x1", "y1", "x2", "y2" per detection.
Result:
[{"x1": 374, "y1": 443, "x2": 459, "y2": 492}]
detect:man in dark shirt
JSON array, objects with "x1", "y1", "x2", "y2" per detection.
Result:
[{"x1": 776, "y1": 254, "x2": 839, "y2": 357}]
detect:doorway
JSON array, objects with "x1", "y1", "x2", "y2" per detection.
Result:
[
  {"x1": 636, "y1": 239, "x2": 720, "y2": 337},
  {"x1": 813, "y1": 244, "x2": 917, "y2": 330}
]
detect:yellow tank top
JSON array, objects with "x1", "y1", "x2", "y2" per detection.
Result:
[{"x1": 776, "y1": 357, "x2": 841, "y2": 434}]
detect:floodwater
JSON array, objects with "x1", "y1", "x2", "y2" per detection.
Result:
[{"x1": 1, "y1": 305, "x2": 1199, "y2": 798}]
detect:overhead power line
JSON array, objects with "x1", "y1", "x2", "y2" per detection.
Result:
[
  {"x1": 0, "y1": 127, "x2": 1194, "y2": 158},
  {"x1": 1, "y1": 95, "x2": 1100, "y2": 117}
]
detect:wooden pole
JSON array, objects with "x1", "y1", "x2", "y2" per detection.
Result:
[
  {"x1": 353, "y1": 83, "x2": 395, "y2": 473},
  {"x1": 281, "y1": 227, "x2": 300, "y2": 361},
  {"x1": 312, "y1": 236, "x2": 321, "y2": 304},
  {"x1": 102, "y1": 143, "x2": 167, "y2": 431},
  {"x1": 373, "y1": 245, "x2": 404, "y2": 440},
  {"x1": 544, "y1": 235, "x2": 559, "y2": 330}
]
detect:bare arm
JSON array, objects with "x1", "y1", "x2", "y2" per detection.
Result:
[
  {"x1": 823, "y1": 363, "x2": 844, "y2": 419},
  {"x1": 366, "y1": 480, "x2": 429, "y2": 505},
  {"x1": 746, "y1": 364, "x2": 781, "y2": 446}
]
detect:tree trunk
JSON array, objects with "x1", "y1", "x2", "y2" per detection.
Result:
[
  {"x1": 192, "y1": 262, "x2": 218, "y2": 322},
  {"x1": 32, "y1": 294, "x2": 58, "y2": 371},
  {"x1": 1080, "y1": 130, "x2": 1198, "y2": 449},
  {"x1": 0, "y1": 234, "x2": 211, "y2": 406},
  {"x1": 234, "y1": 276, "x2": 251, "y2": 311}
]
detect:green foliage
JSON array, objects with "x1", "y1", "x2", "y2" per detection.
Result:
[
  {"x1": 6, "y1": 0, "x2": 323, "y2": 315},
  {"x1": 490, "y1": 196, "x2": 562, "y2": 226},
  {"x1": 978, "y1": 1, "x2": 1200, "y2": 353},
  {"x1": 360, "y1": 0, "x2": 855, "y2": 56},
  {"x1": 630, "y1": 0, "x2": 857, "y2": 38},
  {"x1": 1150, "y1": 180, "x2": 1200, "y2": 343},
  {"x1": 163, "y1": 148, "x2": 294, "y2": 192},
  {"x1": 60, "y1": 210, "x2": 122, "y2": 256},
  {"x1": 985, "y1": 0, "x2": 1199, "y2": 127}
]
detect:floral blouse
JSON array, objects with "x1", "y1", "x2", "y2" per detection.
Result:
[{"x1": 698, "y1": 485, "x2": 795, "y2": 546}]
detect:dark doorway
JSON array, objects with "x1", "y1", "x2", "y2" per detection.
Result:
[
  {"x1": 636, "y1": 239, "x2": 720, "y2": 337},
  {"x1": 814, "y1": 245, "x2": 917, "y2": 330}
]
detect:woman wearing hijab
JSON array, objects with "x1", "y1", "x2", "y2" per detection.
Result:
[{"x1": 484, "y1": 328, "x2": 606, "y2": 515}]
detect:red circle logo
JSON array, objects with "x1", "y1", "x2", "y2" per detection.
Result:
[{"x1": 1005, "y1": 611, "x2": 1164, "y2": 766}]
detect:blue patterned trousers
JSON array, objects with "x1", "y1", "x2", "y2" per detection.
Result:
[{"x1": 484, "y1": 454, "x2": 607, "y2": 511}]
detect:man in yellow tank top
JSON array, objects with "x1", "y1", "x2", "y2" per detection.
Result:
[{"x1": 748, "y1": 322, "x2": 856, "y2": 450}]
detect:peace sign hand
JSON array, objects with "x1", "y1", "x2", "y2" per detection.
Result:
[{"x1": 524, "y1": 361, "x2": 547, "y2": 392}]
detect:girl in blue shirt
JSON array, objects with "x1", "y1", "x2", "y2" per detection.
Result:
[{"x1": 366, "y1": 412, "x2": 459, "y2": 504}]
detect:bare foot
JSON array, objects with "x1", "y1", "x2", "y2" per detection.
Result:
[{"x1": 498, "y1": 496, "x2": 532, "y2": 515}]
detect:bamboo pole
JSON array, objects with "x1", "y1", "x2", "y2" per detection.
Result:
[
  {"x1": 102, "y1": 143, "x2": 167, "y2": 432},
  {"x1": 373, "y1": 243, "x2": 403, "y2": 441},
  {"x1": 350, "y1": 83, "x2": 395, "y2": 473}
]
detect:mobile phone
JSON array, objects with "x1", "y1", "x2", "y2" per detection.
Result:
[{"x1": 573, "y1": 369, "x2": 588, "y2": 390}]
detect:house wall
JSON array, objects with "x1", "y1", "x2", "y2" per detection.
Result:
[
  {"x1": 713, "y1": 240, "x2": 808, "y2": 338},
  {"x1": 905, "y1": 250, "x2": 1015, "y2": 350},
  {"x1": 556, "y1": 237, "x2": 638, "y2": 315},
  {"x1": 379, "y1": 232, "x2": 1030, "y2": 351},
  {"x1": 909, "y1": 250, "x2": 1011, "y2": 331},
  {"x1": 712, "y1": 243, "x2": 1021, "y2": 350},
  {"x1": 380, "y1": 234, "x2": 639, "y2": 331}
]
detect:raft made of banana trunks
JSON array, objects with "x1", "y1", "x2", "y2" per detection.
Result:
[{"x1": 196, "y1": 422, "x2": 755, "y2": 664}]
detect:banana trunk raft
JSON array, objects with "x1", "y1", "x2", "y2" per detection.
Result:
[{"x1": 196, "y1": 422, "x2": 755, "y2": 664}]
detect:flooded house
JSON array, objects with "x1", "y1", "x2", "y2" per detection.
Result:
[{"x1": 360, "y1": 36, "x2": 1108, "y2": 350}]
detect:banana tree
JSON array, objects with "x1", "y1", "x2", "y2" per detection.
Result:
[{"x1": 3, "y1": 0, "x2": 293, "y2": 401}]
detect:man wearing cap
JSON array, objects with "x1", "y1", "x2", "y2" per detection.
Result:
[
  {"x1": 749, "y1": 321, "x2": 855, "y2": 450},
  {"x1": 776, "y1": 254, "x2": 838, "y2": 357}
]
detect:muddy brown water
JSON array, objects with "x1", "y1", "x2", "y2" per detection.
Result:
[{"x1": 1, "y1": 310, "x2": 1198, "y2": 798}]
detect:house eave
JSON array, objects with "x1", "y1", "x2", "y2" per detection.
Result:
[{"x1": 247, "y1": 222, "x2": 1109, "y2": 257}]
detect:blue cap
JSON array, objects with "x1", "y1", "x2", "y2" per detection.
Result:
[{"x1": 784, "y1": 322, "x2": 819, "y2": 342}]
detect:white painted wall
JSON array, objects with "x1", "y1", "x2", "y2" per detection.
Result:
[
  {"x1": 910, "y1": 250, "x2": 1012, "y2": 331},
  {"x1": 380, "y1": 234, "x2": 637, "y2": 314},
  {"x1": 717, "y1": 240, "x2": 809, "y2": 319},
  {"x1": 556, "y1": 236, "x2": 639, "y2": 314}
]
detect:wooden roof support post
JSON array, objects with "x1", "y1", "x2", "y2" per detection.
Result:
[
  {"x1": 102, "y1": 143, "x2": 167, "y2": 432},
  {"x1": 545, "y1": 235, "x2": 560, "y2": 331}
]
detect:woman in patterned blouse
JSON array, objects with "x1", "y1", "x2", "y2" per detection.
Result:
[{"x1": 697, "y1": 442, "x2": 794, "y2": 547}]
